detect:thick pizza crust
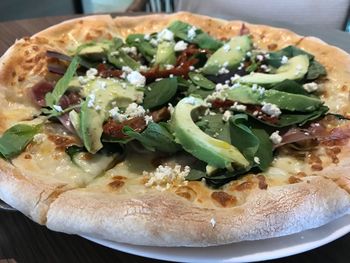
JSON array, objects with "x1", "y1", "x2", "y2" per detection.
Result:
[{"x1": 0, "y1": 12, "x2": 349, "y2": 246}]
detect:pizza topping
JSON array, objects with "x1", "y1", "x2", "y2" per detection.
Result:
[
  {"x1": 144, "y1": 164, "x2": 190, "y2": 190},
  {"x1": 303, "y1": 82, "x2": 319, "y2": 93},
  {"x1": 269, "y1": 131, "x2": 282, "y2": 144}
]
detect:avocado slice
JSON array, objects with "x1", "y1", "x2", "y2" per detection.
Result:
[
  {"x1": 222, "y1": 85, "x2": 323, "y2": 112},
  {"x1": 80, "y1": 78, "x2": 143, "y2": 153},
  {"x1": 154, "y1": 41, "x2": 176, "y2": 68},
  {"x1": 77, "y1": 38, "x2": 123, "y2": 61},
  {"x1": 171, "y1": 97, "x2": 249, "y2": 170},
  {"x1": 238, "y1": 55, "x2": 309, "y2": 85},
  {"x1": 201, "y1": 35, "x2": 252, "y2": 75}
]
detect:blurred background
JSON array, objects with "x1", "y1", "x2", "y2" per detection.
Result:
[{"x1": 0, "y1": 0, "x2": 349, "y2": 31}]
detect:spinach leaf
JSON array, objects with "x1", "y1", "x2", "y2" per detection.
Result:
[
  {"x1": 251, "y1": 129, "x2": 273, "y2": 170},
  {"x1": 188, "y1": 72, "x2": 215, "y2": 90},
  {"x1": 143, "y1": 78, "x2": 178, "y2": 109},
  {"x1": 196, "y1": 114, "x2": 225, "y2": 137},
  {"x1": 0, "y1": 124, "x2": 41, "y2": 160},
  {"x1": 45, "y1": 56, "x2": 80, "y2": 107},
  {"x1": 123, "y1": 122, "x2": 181, "y2": 153},
  {"x1": 168, "y1": 21, "x2": 222, "y2": 50},
  {"x1": 270, "y1": 79, "x2": 309, "y2": 96},
  {"x1": 266, "y1": 45, "x2": 326, "y2": 80},
  {"x1": 306, "y1": 60, "x2": 326, "y2": 80},
  {"x1": 186, "y1": 84, "x2": 213, "y2": 99},
  {"x1": 243, "y1": 105, "x2": 329, "y2": 128},
  {"x1": 126, "y1": 34, "x2": 157, "y2": 62},
  {"x1": 107, "y1": 51, "x2": 140, "y2": 70},
  {"x1": 229, "y1": 114, "x2": 259, "y2": 162}
]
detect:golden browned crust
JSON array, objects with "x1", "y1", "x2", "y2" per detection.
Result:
[{"x1": 0, "y1": 12, "x2": 349, "y2": 246}]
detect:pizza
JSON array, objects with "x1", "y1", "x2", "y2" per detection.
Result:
[{"x1": 0, "y1": 12, "x2": 350, "y2": 247}]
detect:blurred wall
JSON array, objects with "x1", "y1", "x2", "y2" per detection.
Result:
[{"x1": 0, "y1": 0, "x2": 76, "y2": 22}]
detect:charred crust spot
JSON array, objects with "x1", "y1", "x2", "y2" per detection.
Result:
[
  {"x1": 235, "y1": 181, "x2": 254, "y2": 191},
  {"x1": 296, "y1": 171, "x2": 307, "y2": 177},
  {"x1": 24, "y1": 154, "x2": 32, "y2": 159},
  {"x1": 257, "y1": 174, "x2": 268, "y2": 190},
  {"x1": 267, "y1": 43, "x2": 278, "y2": 50},
  {"x1": 47, "y1": 135, "x2": 77, "y2": 150},
  {"x1": 211, "y1": 191, "x2": 237, "y2": 207},
  {"x1": 108, "y1": 179, "x2": 125, "y2": 190},
  {"x1": 334, "y1": 176, "x2": 350, "y2": 193},
  {"x1": 175, "y1": 186, "x2": 197, "y2": 202},
  {"x1": 112, "y1": 175, "x2": 127, "y2": 180},
  {"x1": 341, "y1": 85, "x2": 348, "y2": 92},
  {"x1": 288, "y1": 176, "x2": 302, "y2": 184},
  {"x1": 325, "y1": 147, "x2": 341, "y2": 164},
  {"x1": 311, "y1": 163, "x2": 323, "y2": 171}
]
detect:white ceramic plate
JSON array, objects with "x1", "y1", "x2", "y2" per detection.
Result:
[{"x1": 83, "y1": 214, "x2": 350, "y2": 262}]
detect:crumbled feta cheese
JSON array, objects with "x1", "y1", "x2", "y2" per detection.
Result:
[
  {"x1": 261, "y1": 103, "x2": 281, "y2": 117},
  {"x1": 33, "y1": 133, "x2": 47, "y2": 143},
  {"x1": 168, "y1": 103, "x2": 175, "y2": 115},
  {"x1": 254, "y1": 156, "x2": 260, "y2": 164},
  {"x1": 150, "y1": 38, "x2": 158, "y2": 46},
  {"x1": 86, "y1": 68, "x2": 98, "y2": 80},
  {"x1": 87, "y1": 94, "x2": 96, "y2": 108},
  {"x1": 157, "y1": 29, "x2": 174, "y2": 42},
  {"x1": 231, "y1": 102, "x2": 247, "y2": 112},
  {"x1": 222, "y1": 110, "x2": 232, "y2": 122},
  {"x1": 53, "y1": 105, "x2": 63, "y2": 112},
  {"x1": 165, "y1": 64, "x2": 174, "y2": 70},
  {"x1": 256, "y1": 54, "x2": 264, "y2": 61},
  {"x1": 230, "y1": 74, "x2": 241, "y2": 83},
  {"x1": 281, "y1": 55, "x2": 289, "y2": 64},
  {"x1": 218, "y1": 67, "x2": 229, "y2": 75},
  {"x1": 260, "y1": 64, "x2": 270, "y2": 72},
  {"x1": 144, "y1": 34, "x2": 150, "y2": 40},
  {"x1": 78, "y1": 76, "x2": 88, "y2": 85},
  {"x1": 122, "y1": 66, "x2": 133, "y2": 73},
  {"x1": 121, "y1": 46, "x2": 137, "y2": 55},
  {"x1": 270, "y1": 130, "x2": 282, "y2": 144},
  {"x1": 95, "y1": 105, "x2": 102, "y2": 111},
  {"x1": 144, "y1": 115, "x2": 153, "y2": 124},
  {"x1": 303, "y1": 82, "x2": 319, "y2": 93},
  {"x1": 187, "y1": 26, "x2": 197, "y2": 40},
  {"x1": 223, "y1": 44, "x2": 231, "y2": 52},
  {"x1": 174, "y1": 40, "x2": 188, "y2": 51},
  {"x1": 139, "y1": 65, "x2": 149, "y2": 71},
  {"x1": 96, "y1": 80, "x2": 107, "y2": 90},
  {"x1": 246, "y1": 51, "x2": 252, "y2": 57},
  {"x1": 126, "y1": 71, "x2": 146, "y2": 87},
  {"x1": 169, "y1": 74, "x2": 174, "y2": 78},
  {"x1": 210, "y1": 218, "x2": 216, "y2": 228},
  {"x1": 264, "y1": 53, "x2": 270, "y2": 59},
  {"x1": 144, "y1": 165, "x2": 190, "y2": 189},
  {"x1": 183, "y1": 96, "x2": 197, "y2": 105},
  {"x1": 125, "y1": 103, "x2": 146, "y2": 118},
  {"x1": 109, "y1": 107, "x2": 127, "y2": 122},
  {"x1": 189, "y1": 65, "x2": 195, "y2": 71},
  {"x1": 258, "y1": 86, "x2": 265, "y2": 96}
]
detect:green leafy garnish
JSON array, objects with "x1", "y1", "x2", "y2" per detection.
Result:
[
  {"x1": 126, "y1": 34, "x2": 157, "y2": 62},
  {"x1": 123, "y1": 122, "x2": 181, "y2": 153},
  {"x1": 0, "y1": 124, "x2": 41, "y2": 160},
  {"x1": 168, "y1": 21, "x2": 222, "y2": 50},
  {"x1": 143, "y1": 78, "x2": 178, "y2": 109},
  {"x1": 45, "y1": 56, "x2": 80, "y2": 107},
  {"x1": 107, "y1": 51, "x2": 140, "y2": 70},
  {"x1": 188, "y1": 72, "x2": 216, "y2": 90}
]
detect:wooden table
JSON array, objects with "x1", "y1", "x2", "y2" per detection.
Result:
[{"x1": 0, "y1": 14, "x2": 349, "y2": 263}]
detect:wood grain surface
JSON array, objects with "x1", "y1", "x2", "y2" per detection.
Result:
[{"x1": 0, "y1": 14, "x2": 349, "y2": 263}]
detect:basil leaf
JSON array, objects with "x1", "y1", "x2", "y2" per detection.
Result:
[
  {"x1": 126, "y1": 34, "x2": 157, "y2": 62},
  {"x1": 189, "y1": 72, "x2": 215, "y2": 90},
  {"x1": 45, "y1": 56, "x2": 80, "y2": 107},
  {"x1": 0, "y1": 124, "x2": 41, "y2": 159},
  {"x1": 229, "y1": 114, "x2": 259, "y2": 162},
  {"x1": 107, "y1": 51, "x2": 140, "y2": 70},
  {"x1": 168, "y1": 21, "x2": 222, "y2": 51},
  {"x1": 306, "y1": 60, "x2": 326, "y2": 80},
  {"x1": 143, "y1": 78, "x2": 178, "y2": 109},
  {"x1": 123, "y1": 122, "x2": 181, "y2": 153},
  {"x1": 251, "y1": 129, "x2": 273, "y2": 171}
]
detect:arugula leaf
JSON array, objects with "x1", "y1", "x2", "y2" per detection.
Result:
[
  {"x1": 168, "y1": 21, "x2": 222, "y2": 51},
  {"x1": 0, "y1": 124, "x2": 41, "y2": 160},
  {"x1": 126, "y1": 34, "x2": 157, "y2": 62},
  {"x1": 123, "y1": 122, "x2": 181, "y2": 153},
  {"x1": 45, "y1": 56, "x2": 80, "y2": 107},
  {"x1": 143, "y1": 78, "x2": 178, "y2": 109},
  {"x1": 188, "y1": 72, "x2": 215, "y2": 90},
  {"x1": 107, "y1": 51, "x2": 140, "y2": 70}
]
